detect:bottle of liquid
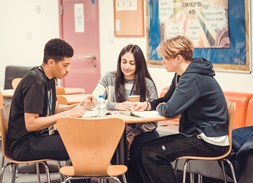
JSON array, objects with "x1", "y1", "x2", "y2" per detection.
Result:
[{"x1": 97, "y1": 95, "x2": 106, "y2": 117}]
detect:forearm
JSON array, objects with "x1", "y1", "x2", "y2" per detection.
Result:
[
  {"x1": 25, "y1": 112, "x2": 69, "y2": 132},
  {"x1": 55, "y1": 104, "x2": 77, "y2": 113},
  {"x1": 150, "y1": 97, "x2": 168, "y2": 110},
  {"x1": 25, "y1": 105, "x2": 86, "y2": 132}
]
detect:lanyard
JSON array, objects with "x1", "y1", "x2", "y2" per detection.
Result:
[
  {"x1": 47, "y1": 89, "x2": 52, "y2": 116},
  {"x1": 129, "y1": 80, "x2": 136, "y2": 96},
  {"x1": 38, "y1": 66, "x2": 54, "y2": 135},
  {"x1": 39, "y1": 66, "x2": 52, "y2": 116}
]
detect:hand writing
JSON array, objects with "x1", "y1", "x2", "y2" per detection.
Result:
[
  {"x1": 81, "y1": 95, "x2": 96, "y2": 109},
  {"x1": 65, "y1": 105, "x2": 86, "y2": 118}
]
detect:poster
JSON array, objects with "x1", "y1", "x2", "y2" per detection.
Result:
[
  {"x1": 147, "y1": 0, "x2": 250, "y2": 72},
  {"x1": 159, "y1": 0, "x2": 229, "y2": 48}
]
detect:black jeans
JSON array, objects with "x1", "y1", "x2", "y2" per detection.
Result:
[
  {"x1": 136, "y1": 133, "x2": 229, "y2": 183},
  {"x1": 127, "y1": 130, "x2": 159, "y2": 183},
  {"x1": 12, "y1": 133, "x2": 69, "y2": 161}
]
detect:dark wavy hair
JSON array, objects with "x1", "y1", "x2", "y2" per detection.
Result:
[
  {"x1": 43, "y1": 38, "x2": 74, "y2": 63},
  {"x1": 115, "y1": 44, "x2": 156, "y2": 102}
]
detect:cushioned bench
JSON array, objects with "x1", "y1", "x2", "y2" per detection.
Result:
[
  {"x1": 245, "y1": 96, "x2": 253, "y2": 127},
  {"x1": 223, "y1": 91, "x2": 253, "y2": 129}
]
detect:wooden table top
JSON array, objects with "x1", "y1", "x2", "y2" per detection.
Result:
[
  {"x1": 83, "y1": 110, "x2": 177, "y2": 124},
  {"x1": 2, "y1": 89, "x2": 14, "y2": 98},
  {"x1": 58, "y1": 94, "x2": 89, "y2": 104},
  {"x1": 1, "y1": 87, "x2": 85, "y2": 99},
  {"x1": 64, "y1": 87, "x2": 85, "y2": 95}
]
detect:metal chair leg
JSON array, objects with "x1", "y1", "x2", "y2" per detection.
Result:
[
  {"x1": 174, "y1": 159, "x2": 179, "y2": 174},
  {"x1": 11, "y1": 164, "x2": 18, "y2": 183},
  {"x1": 190, "y1": 172, "x2": 195, "y2": 183},
  {"x1": 36, "y1": 163, "x2": 42, "y2": 183},
  {"x1": 220, "y1": 161, "x2": 228, "y2": 183},
  {"x1": 56, "y1": 161, "x2": 65, "y2": 182},
  {"x1": 0, "y1": 162, "x2": 12, "y2": 182},
  {"x1": 197, "y1": 174, "x2": 202, "y2": 183},
  {"x1": 41, "y1": 162, "x2": 51, "y2": 183},
  {"x1": 121, "y1": 173, "x2": 127, "y2": 183},
  {"x1": 182, "y1": 160, "x2": 189, "y2": 183},
  {"x1": 224, "y1": 159, "x2": 237, "y2": 183}
]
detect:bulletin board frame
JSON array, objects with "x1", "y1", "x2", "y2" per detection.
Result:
[
  {"x1": 114, "y1": 0, "x2": 145, "y2": 37},
  {"x1": 146, "y1": 0, "x2": 251, "y2": 73}
]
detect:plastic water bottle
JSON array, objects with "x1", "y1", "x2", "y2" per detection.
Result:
[{"x1": 97, "y1": 95, "x2": 106, "y2": 117}]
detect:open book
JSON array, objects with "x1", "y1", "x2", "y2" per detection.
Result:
[
  {"x1": 130, "y1": 110, "x2": 162, "y2": 118},
  {"x1": 83, "y1": 110, "x2": 98, "y2": 117}
]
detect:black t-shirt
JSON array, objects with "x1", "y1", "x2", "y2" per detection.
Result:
[{"x1": 6, "y1": 66, "x2": 57, "y2": 158}]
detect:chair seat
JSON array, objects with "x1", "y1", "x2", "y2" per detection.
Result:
[
  {"x1": 176, "y1": 152, "x2": 230, "y2": 161},
  {"x1": 5, "y1": 154, "x2": 49, "y2": 164},
  {"x1": 60, "y1": 165, "x2": 127, "y2": 177},
  {"x1": 107, "y1": 165, "x2": 128, "y2": 177}
]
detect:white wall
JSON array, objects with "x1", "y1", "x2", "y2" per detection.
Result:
[
  {"x1": 0, "y1": 0, "x2": 59, "y2": 88},
  {"x1": 0, "y1": 0, "x2": 252, "y2": 94}
]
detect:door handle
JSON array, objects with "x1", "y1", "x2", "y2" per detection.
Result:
[
  {"x1": 83, "y1": 55, "x2": 96, "y2": 60},
  {"x1": 83, "y1": 55, "x2": 97, "y2": 68}
]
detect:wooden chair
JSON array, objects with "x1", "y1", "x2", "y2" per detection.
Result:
[
  {"x1": 11, "y1": 77, "x2": 22, "y2": 89},
  {"x1": 57, "y1": 95, "x2": 68, "y2": 105},
  {"x1": 56, "y1": 117, "x2": 128, "y2": 183},
  {"x1": 0, "y1": 90, "x2": 3, "y2": 167},
  {"x1": 0, "y1": 90, "x2": 3, "y2": 107},
  {"x1": 174, "y1": 100, "x2": 237, "y2": 183},
  {"x1": 56, "y1": 86, "x2": 65, "y2": 95},
  {"x1": 4, "y1": 65, "x2": 31, "y2": 89},
  {"x1": 0, "y1": 104, "x2": 53, "y2": 183}
]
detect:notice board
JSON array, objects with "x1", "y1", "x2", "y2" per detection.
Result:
[
  {"x1": 146, "y1": 0, "x2": 250, "y2": 72},
  {"x1": 114, "y1": 0, "x2": 144, "y2": 37}
]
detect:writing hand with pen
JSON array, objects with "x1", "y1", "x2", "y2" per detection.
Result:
[{"x1": 80, "y1": 95, "x2": 97, "y2": 109}]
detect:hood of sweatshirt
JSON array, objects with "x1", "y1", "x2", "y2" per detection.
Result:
[{"x1": 184, "y1": 58, "x2": 215, "y2": 77}]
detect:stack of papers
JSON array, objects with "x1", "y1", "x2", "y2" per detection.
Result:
[
  {"x1": 130, "y1": 111, "x2": 162, "y2": 118},
  {"x1": 83, "y1": 110, "x2": 163, "y2": 118}
]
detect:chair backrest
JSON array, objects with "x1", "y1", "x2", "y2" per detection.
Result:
[
  {"x1": 4, "y1": 65, "x2": 32, "y2": 89},
  {"x1": 226, "y1": 100, "x2": 236, "y2": 155},
  {"x1": 56, "y1": 86, "x2": 65, "y2": 95},
  {"x1": 57, "y1": 95, "x2": 68, "y2": 105},
  {"x1": 159, "y1": 87, "x2": 169, "y2": 97},
  {"x1": 0, "y1": 104, "x2": 11, "y2": 157},
  {"x1": 0, "y1": 90, "x2": 3, "y2": 107},
  {"x1": 57, "y1": 117, "x2": 125, "y2": 176},
  {"x1": 224, "y1": 91, "x2": 252, "y2": 128},
  {"x1": 11, "y1": 78, "x2": 22, "y2": 89}
]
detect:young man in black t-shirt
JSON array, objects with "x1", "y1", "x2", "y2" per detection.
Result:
[{"x1": 6, "y1": 38, "x2": 96, "y2": 161}]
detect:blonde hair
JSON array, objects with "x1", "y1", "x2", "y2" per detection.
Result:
[{"x1": 157, "y1": 35, "x2": 194, "y2": 61}]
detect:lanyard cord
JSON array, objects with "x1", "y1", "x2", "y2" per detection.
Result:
[
  {"x1": 129, "y1": 80, "x2": 136, "y2": 96},
  {"x1": 39, "y1": 66, "x2": 52, "y2": 116},
  {"x1": 47, "y1": 89, "x2": 52, "y2": 116}
]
